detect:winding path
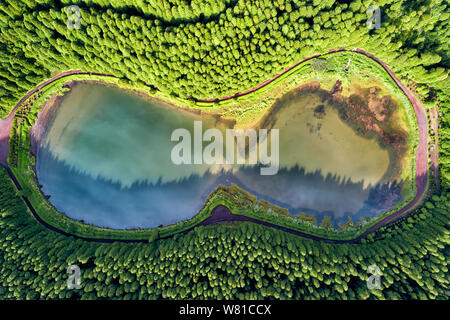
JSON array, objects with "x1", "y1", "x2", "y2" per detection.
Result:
[
  {"x1": 0, "y1": 48, "x2": 429, "y2": 243},
  {"x1": 0, "y1": 71, "x2": 114, "y2": 166}
]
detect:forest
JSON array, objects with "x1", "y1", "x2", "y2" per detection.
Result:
[
  {"x1": 0, "y1": 168, "x2": 448, "y2": 299},
  {"x1": 0, "y1": 0, "x2": 448, "y2": 299}
]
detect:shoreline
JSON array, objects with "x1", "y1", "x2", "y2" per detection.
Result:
[
  {"x1": 70, "y1": 79, "x2": 237, "y2": 127},
  {"x1": 258, "y1": 82, "x2": 412, "y2": 185},
  {"x1": 0, "y1": 48, "x2": 429, "y2": 242},
  {"x1": 30, "y1": 93, "x2": 64, "y2": 158}
]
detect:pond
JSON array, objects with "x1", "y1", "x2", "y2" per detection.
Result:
[{"x1": 34, "y1": 82, "x2": 405, "y2": 229}]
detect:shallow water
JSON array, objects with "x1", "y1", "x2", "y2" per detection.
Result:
[{"x1": 35, "y1": 83, "x2": 403, "y2": 229}]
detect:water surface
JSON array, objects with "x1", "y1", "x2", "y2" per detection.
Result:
[{"x1": 35, "y1": 83, "x2": 403, "y2": 229}]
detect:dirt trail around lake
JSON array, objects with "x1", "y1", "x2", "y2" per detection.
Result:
[
  {"x1": 0, "y1": 71, "x2": 114, "y2": 166},
  {"x1": 0, "y1": 49, "x2": 429, "y2": 243}
]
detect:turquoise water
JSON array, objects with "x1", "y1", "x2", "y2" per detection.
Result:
[{"x1": 35, "y1": 83, "x2": 403, "y2": 229}]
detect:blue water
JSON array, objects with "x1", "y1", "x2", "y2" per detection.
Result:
[{"x1": 35, "y1": 83, "x2": 403, "y2": 229}]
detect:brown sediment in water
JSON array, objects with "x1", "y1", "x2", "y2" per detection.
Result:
[
  {"x1": 329, "y1": 81, "x2": 410, "y2": 178},
  {"x1": 256, "y1": 81, "x2": 323, "y2": 130},
  {"x1": 257, "y1": 81, "x2": 410, "y2": 182}
]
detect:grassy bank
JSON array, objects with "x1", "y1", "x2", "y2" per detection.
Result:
[{"x1": 6, "y1": 51, "x2": 423, "y2": 242}]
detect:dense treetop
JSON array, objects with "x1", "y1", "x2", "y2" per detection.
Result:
[
  {"x1": 0, "y1": 0, "x2": 448, "y2": 113},
  {"x1": 0, "y1": 168, "x2": 448, "y2": 299}
]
